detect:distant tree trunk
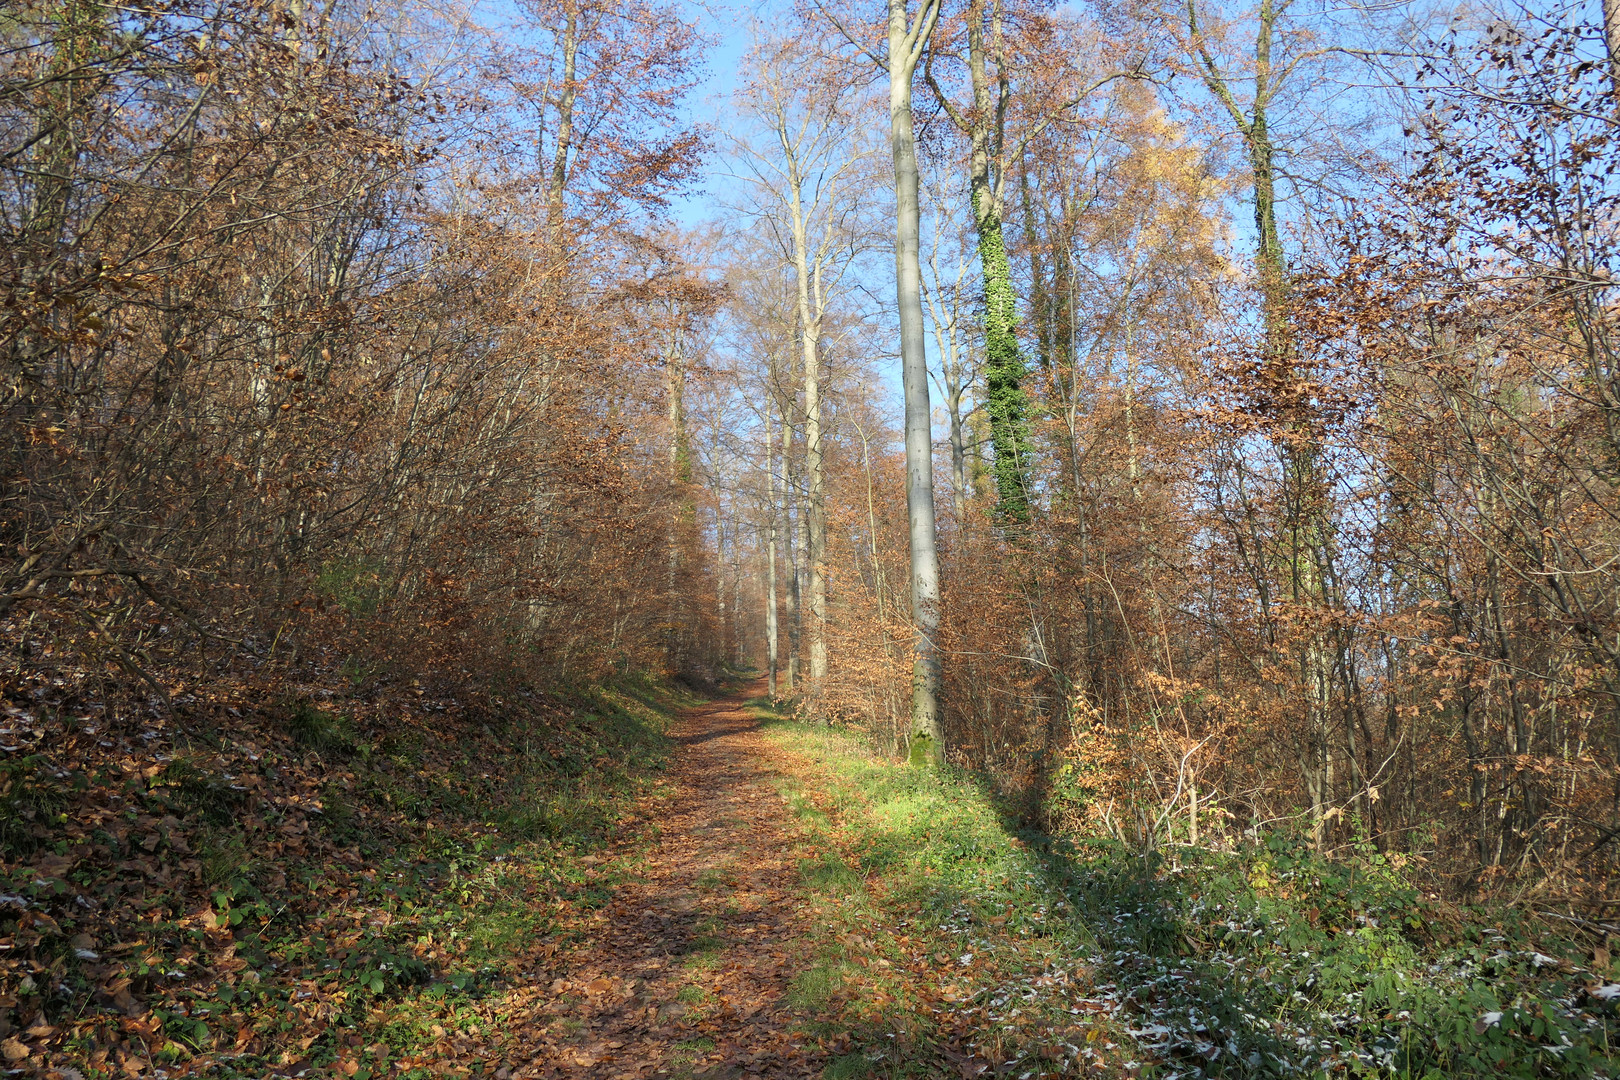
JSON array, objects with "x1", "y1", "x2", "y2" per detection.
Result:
[
  {"x1": 856, "y1": 421, "x2": 903, "y2": 745},
  {"x1": 1020, "y1": 169, "x2": 1052, "y2": 373},
  {"x1": 666, "y1": 332, "x2": 694, "y2": 671},
  {"x1": 923, "y1": 203, "x2": 974, "y2": 525},
  {"x1": 889, "y1": 0, "x2": 944, "y2": 760},
  {"x1": 946, "y1": 372, "x2": 971, "y2": 524},
  {"x1": 546, "y1": 3, "x2": 580, "y2": 235},
  {"x1": 796, "y1": 473, "x2": 811, "y2": 681},
  {"x1": 716, "y1": 511, "x2": 729, "y2": 660},
  {"x1": 733, "y1": 528, "x2": 745, "y2": 667}
]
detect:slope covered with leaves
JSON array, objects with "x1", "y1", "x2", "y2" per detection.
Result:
[{"x1": 0, "y1": 645, "x2": 684, "y2": 1078}]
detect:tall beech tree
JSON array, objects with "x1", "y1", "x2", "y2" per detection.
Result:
[
  {"x1": 819, "y1": 0, "x2": 945, "y2": 751},
  {"x1": 888, "y1": 0, "x2": 947, "y2": 758}
]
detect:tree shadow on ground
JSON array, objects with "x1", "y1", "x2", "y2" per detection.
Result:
[
  {"x1": 971, "y1": 765, "x2": 1619, "y2": 1079},
  {"x1": 967, "y1": 772, "x2": 1296, "y2": 1077}
]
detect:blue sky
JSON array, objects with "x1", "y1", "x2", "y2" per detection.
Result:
[{"x1": 672, "y1": 1, "x2": 762, "y2": 228}]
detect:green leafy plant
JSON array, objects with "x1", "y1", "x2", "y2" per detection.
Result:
[
  {"x1": 285, "y1": 702, "x2": 359, "y2": 757},
  {"x1": 0, "y1": 756, "x2": 67, "y2": 856}
]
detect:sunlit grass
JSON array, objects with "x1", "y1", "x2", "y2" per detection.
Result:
[{"x1": 758, "y1": 709, "x2": 1116, "y2": 1078}]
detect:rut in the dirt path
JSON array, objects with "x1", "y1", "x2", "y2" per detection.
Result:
[{"x1": 517, "y1": 681, "x2": 826, "y2": 1080}]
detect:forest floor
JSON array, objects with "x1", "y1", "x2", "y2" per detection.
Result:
[{"x1": 15, "y1": 670, "x2": 1614, "y2": 1079}]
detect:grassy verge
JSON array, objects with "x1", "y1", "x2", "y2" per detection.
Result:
[
  {"x1": 758, "y1": 704, "x2": 1619, "y2": 1080},
  {"x1": 4, "y1": 674, "x2": 697, "y2": 1078},
  {"x1": 758, "y1": 703, "x2": 1136, "y2": 1079}
]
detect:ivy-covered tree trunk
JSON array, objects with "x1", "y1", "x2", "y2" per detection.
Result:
[
  {"x1": 928, "y1": 0, "x2": 1031, "y2": 523},
  {"x1": 973, "y1": 187, "x2": 1032, "y2": 522}
]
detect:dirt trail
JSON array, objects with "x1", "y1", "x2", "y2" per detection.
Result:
[{"x1": 517, "y1": 679, "x2": 826, "y2": 1079}]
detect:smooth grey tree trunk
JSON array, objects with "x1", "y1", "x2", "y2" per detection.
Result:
[
  {"x1": 791, "y1": 183, "x2": 829, "y2": 692},
  {"x1": 765, "y1": 402, "x2": 780, "y2": 698},
  {"x1": 889, "y1": 0, "x2": 944, "y2": 760}
]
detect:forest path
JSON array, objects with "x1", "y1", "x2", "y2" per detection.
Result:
[{"x1": 516, "y1": 677, "x2": 826, "y2": 1079}]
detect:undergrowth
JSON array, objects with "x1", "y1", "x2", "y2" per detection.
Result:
[{"x1": 1055, "y1": 833, "x2": 1620, "y2": 1079}]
